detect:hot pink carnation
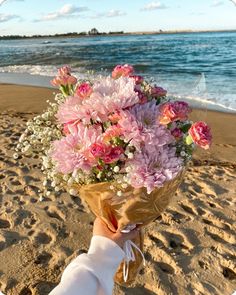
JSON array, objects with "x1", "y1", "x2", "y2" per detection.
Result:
[
  {"x1": 75, "y1": 82, "x2": 93, "y2": 99},
  {"x1": 159, "y1": 101, "x2": 191, "y2": 125},
  {"x1": 171, "y1": 128, "x2": 183, "y2": 139},
  {"x1": 89, "y1": 143, "x2": 123, "y2": 164},
  {"x1": 125, "y1": 147, "x2": 183, "y2": 194},
  {"x1": 189, "y1": 121, "x2": 212, "y2": 149},
  {"x1": 130, "y1": 75, "x2": 144, "y2": 85},
  {"x1": 103, "y1": 146, "x2": 124, "y2": 164},
  {"x1": 112, "y1": 64, "x2": 134, "y2": 79},
  {"x1": 151, "y1": 86, "x2": 167, "y2": 98}
]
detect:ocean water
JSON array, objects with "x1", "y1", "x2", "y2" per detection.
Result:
[{"x1": 0, "y1": 32, "x2": 236, "y2": 112}]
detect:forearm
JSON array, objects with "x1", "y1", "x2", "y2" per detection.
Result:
[{"x1": 49, "y1": 236, "x2": 125, "y2": 295}]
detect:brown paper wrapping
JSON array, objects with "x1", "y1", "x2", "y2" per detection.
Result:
[{"x1": 78, "y1": 170, "x2": 185, "y2": 286}]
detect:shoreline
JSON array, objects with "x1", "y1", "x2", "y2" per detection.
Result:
[
  {"x1": 1, "y1": 29, "x2": 236, "y2": 41},
  {"x1": 1, "y1": 80, "x2": 236, "y2": 114}
]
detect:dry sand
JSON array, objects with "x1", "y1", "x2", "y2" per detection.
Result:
[{"x1": 0, "y1": 84, "x2": 235, "y2": 295}]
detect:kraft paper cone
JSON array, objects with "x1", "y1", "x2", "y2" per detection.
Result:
[{"x1": 78, "y1": 170, "x2": 185, "y2": 286}]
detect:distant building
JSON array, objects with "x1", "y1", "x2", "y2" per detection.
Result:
[{"x1": 88, "y1": 28, "x2": 99, "y2": 35}]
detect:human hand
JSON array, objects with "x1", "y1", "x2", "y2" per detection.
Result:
[{"x1": 93, "y1": 218, "x2": 139, "y2": 248}]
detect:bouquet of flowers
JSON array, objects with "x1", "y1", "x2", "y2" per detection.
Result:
[{"x1": 16, "y1": 64, "x2": 212, "y2": 285}]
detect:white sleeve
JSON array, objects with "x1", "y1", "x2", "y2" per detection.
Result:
[{"x1": 49, "y1": 235, "x2": 125, "y2": 295}]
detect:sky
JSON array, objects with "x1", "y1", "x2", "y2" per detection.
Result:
[{"x1": 0, "y1": 0, "x2": 236, "y2": 36}]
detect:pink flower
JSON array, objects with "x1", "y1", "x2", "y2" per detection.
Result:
[
  {"x1": 118, "y1": 101, "x2": 173, "y2": 151},
  {"x1": 51, "y1": 66, "x2": 77, "y2": 87},
  {"x1": 125, "y1": 146, "x2": 183, "y2": 194},
  {"x1": 130, "y1": 75, "x2": 144, "y2": 85},
  {"x1": 171, "y1": 128, "x2": 183, "y2": 139},
  {"x1": 56, "y1": 96, "x2": 83, "y2": 124},
  {"x1": 51, "y1": 74, "x2": 77, "y2": 87},
  {"x1": 108, "y1": 113, "x2": 121, "y2": 123},
  {"x1": 151, "y1": 86, "x2": 167, "y2": 98},
  {"x1": 89, "y1": 143, "x2": 123, "y2": 164},
  {"x1": 84, "y1": 76, "x2": 139, "y2": 121},
  {"x1": 58, "y1": 65, "x2": 71, "y2": 76},
  {"x1": 62, "y1": 120, "x2": 83, "y2": 136},
  {"x1": 159, "y1": 101, "x2": 191, "y2": 125},
  {"x1": 56, "y1": 96, "x2": 99, "y2": 125},
  {"x1": 75, "y1": 82, "x2": 93, "y2": 99},
  {"x1": 112, "y1": 64, "x2": 134, "y2": 79},
  {"x1": 90, "y1": 143, "x2": 111, "y2": 158},
  {"x1": 102, "y1": 125, "x2": 123, "y2": 143},
  {"x1": 189, "y1": 121, "x2": 212, "y2": 150},
  {"x1": 136, "y1": 90, "x2": 148, "y2": 104},
  {"x1": 50, "y1": 125, "x2": 102, "y2": 174},
  {"x1": 103, "y1": 146, "x2": 124, "y2": 164}
]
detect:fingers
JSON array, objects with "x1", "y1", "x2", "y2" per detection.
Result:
[
  {"x1": 122, "y1": 228, "x2": 139, "y2": 241},
  {"x1": 115, "y1": 228, "x2": 139, "y2": 242}
]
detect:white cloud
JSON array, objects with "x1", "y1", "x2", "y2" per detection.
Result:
[
  {"x1": 142, "y1": 1, "x2": 168, "y2": 11},
  {"x1": 0, "y1": 13, "x2": 20, "y2": 22},
  {"x1": 0, "y1": 0, "x2": 7, "y2": 5},
  {"x1": 0, "y1": 0, "x2": 24, "y2": 5},
  {"x1": 38, "y1": 4, "x2": 89, "y2": 21},
  {"x1": 106, "y1": 9, "x2": 126, "y2": 18},
  {"x1": 229, "y1": 0, "x2": 236, "y2": 5},
  {"x1": 92, "y1": 9, "x2": 126, "y2": 19},
  {"x1": 211, "y1": 0, "x2": 224, "y2": 7}
]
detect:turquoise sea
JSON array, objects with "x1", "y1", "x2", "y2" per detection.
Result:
[{"x1": 0, "y1": 31, "x2": 236, "y2": 112}]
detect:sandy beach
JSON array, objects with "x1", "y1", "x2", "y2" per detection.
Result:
[{"x1": 0, "y1": 84, "x2": 235, "y2": 295}]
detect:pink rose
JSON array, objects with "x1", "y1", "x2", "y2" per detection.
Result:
[
  {"x1": 171, "y1": 128, "x2": 183, "y2": 139},
  {"x1": 58, "y1": 65, "x2": 71, "y2": 76},
  {"x1": 112, "y1": 64, "x2": 134, "y2": 79},
  {"x1": 90, "y1": 143, "x2": 111, "y2": 158},
  {"x1": 103, "y1": 146, "x2": 124, "y2": 164},
  {"x1": 130, "y1": 75, "x2": 144, "y2": 84},
  {"x1": 151, "y1": 86, "x2": 167, "y2": 98},
  {"x1": 75, "y1": 82, "x2": 93, "y2": 99},
  {"x1": 159, "y1": 101, "x2": 191, "y2": 125},
  {"x1": 189, "y1": 121, "x2": 212, "y2": 150}
]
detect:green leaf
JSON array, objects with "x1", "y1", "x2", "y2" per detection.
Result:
[
  {"x1": 186, "y1": 135, "x2": 193, "y2": 145},
  {"x1": 180, "y1": 123, "x2": 192, "y2": 133}
]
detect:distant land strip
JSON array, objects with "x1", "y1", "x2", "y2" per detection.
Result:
[{"x1": 1, "y1": 29, "x2": 236, "y2": 40}]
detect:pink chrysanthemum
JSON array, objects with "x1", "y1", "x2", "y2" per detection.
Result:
[
  {"x1": 50, "y1": 124, "x2": 102, "y2": 174},
  {"x1": 118, "y1": 100, "x2": 173, "y2": 151},
  {"x1": 83, "y1": 76, "x2": 139, "y2": 121},
  {"x1": 56, "y1": 96, "x2": 99, "y2": 125},
  {"x1": 125, "y1": 146, "x2": 183, "y2": 194}
]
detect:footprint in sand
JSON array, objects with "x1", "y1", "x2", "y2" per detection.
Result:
[
  {"x1": 19, "y1": 286, "x2": 33, "y2": 295},
  {"x1": 205, "y1": 225, "x2": 236, "y2": 245},
  {"x1": 33, "y1": 231, "x2": 53, "y2": 245},
  {"x1": 0, "y1": 218, "x2": 11, "y2": 229},
  {"x1": 44, "y1": 206, "x2": 66, "y2": 221},
  {"x1": 34, "y1": 251, "x2": 52, "y2": 265}
]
